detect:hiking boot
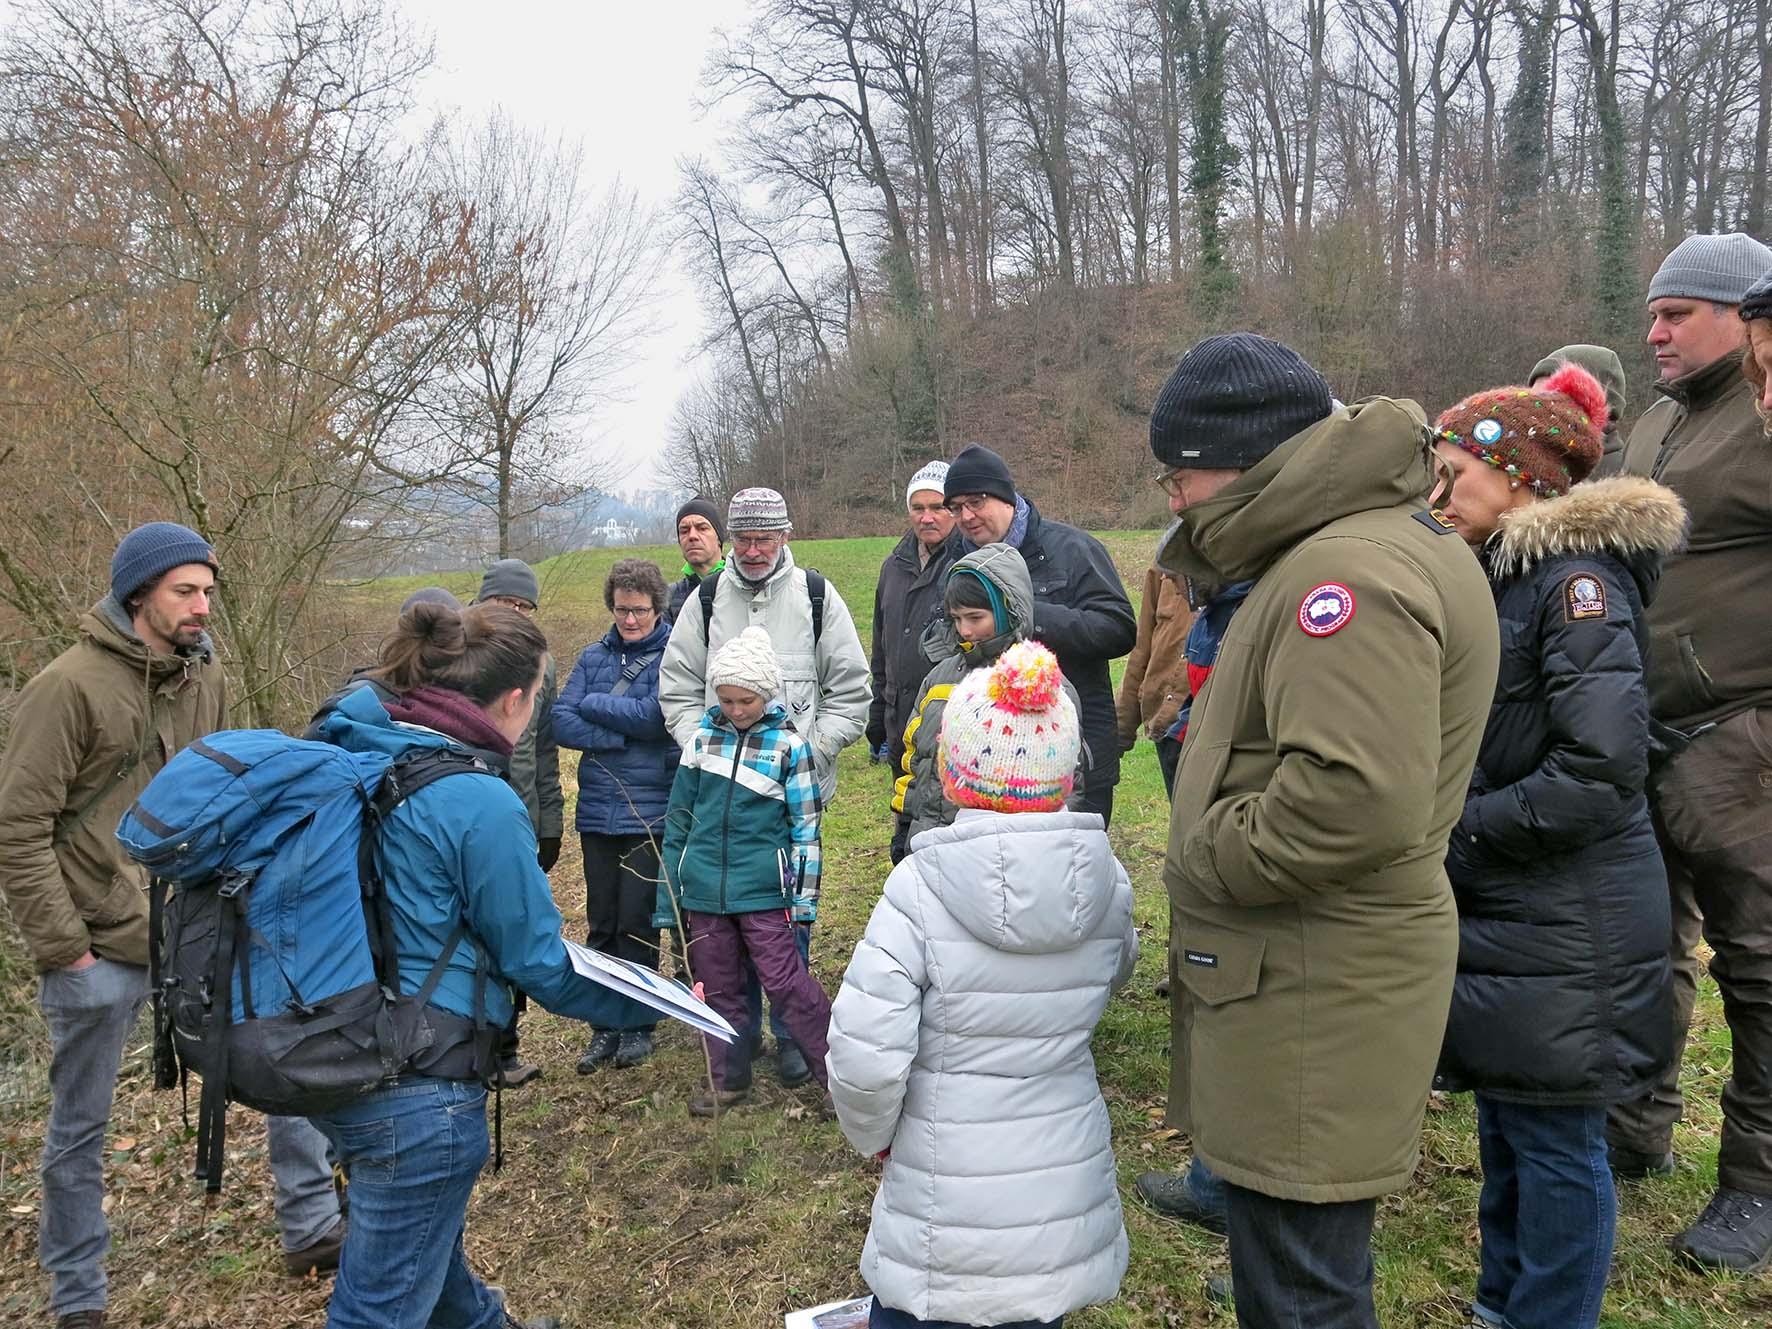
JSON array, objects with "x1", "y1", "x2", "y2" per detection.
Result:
[
  {"x1": 1135, "y1": 1170, "x2": 1229, "y2": 1236},
  {"x1": 777, "y1": 1040, "x2": 813, "y2": 1088},
  {"x1": 1154, "y1": 973, "x2": 1170, "y2": 998},
  {"x1": 498, "y1": 1057, "x2": 542, "y2": 1089},
  {"x1": 611, "y1": 1030, "x2": 654, "y2": 1069},
  {"x1": 1669, "y1": 1186, "x2": 1772, "y2": 1272},
  {"x1": 1204, "y1": 1274, "x2": 1233, "y2": 1307},
  {"x1": 56, "y1": 1313, "x2": 106, "y2": 1329},
  {"x1": 284, "y1": 1219, "x2": 345, "y2": 1277},
  {"x1": 575, "y1": 1030, "x2": 620, "y2": 1074},
  {"x1": 818, "y1": 1091, "x2": 838, "y2": 1122},
  {"x1": 1609, "y1": 1143, "x2": 1675, "y2": 1179},
  {"x1": 688, "y1": 1085, "x2": 750, "y2": 1117}
]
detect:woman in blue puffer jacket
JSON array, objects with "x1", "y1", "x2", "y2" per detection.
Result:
[
  {"x1": 309, "y1": 598, "x2": 648, "y2": 1329},
  {"x1": 553, "y1": 558, "x2": 679, "y2": 1073}
]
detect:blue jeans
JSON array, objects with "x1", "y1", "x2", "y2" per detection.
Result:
[
  {"x1": 869, "y1": 1299, "x2": 1060, "y2": 1329},
  {"x1": 742, "y1": 920, "x2": 812, "y2": 1050},
  {"x1": 1474, "y1": 1095, "x2": 1615, "y2": 1329},
  {"x1": 1186, "y1": 1155, "x2": 1227, "y2": 1222},
  {"x1": 313, "y1": 1078, "x2": 505, "y2": 1329}
]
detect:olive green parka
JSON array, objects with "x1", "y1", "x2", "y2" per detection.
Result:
[{"x1": 1160, "y1": 398, "x2": 1499, "y2": 1203}]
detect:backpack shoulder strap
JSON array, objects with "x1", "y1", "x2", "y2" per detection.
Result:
[
  {"x1": 698, "y1": 570, "x2": 721, "y2": 650},
  {"x1": 609, "y1": 651, "x2": 662, "y2": 698},
  {"x1": 805, "y1": 569, "x2": 825, "y2": 646}
]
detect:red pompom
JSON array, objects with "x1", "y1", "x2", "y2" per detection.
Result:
[{"x1": 1541, "y1": 363, "x2": 1610, "y2": 434}]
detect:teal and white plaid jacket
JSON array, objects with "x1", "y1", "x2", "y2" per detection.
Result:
[{"x1": 656, "y1": 701, "x2": 823, "y2": 922}]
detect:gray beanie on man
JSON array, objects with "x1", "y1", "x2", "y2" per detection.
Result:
[
  {"x1": 473, "y1": 559, "x2": 540, "y2": 608},
  {"x1": 1647, "y1": 233, "x2": 1772, "y2": 306}
]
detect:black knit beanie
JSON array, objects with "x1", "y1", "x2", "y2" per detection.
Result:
[
  {"x1": 1741, "y1": 268, "x2": 1772, "y2": 323},
  {"x1": 675, "y1": 496, "x2": 726, "y2": 543},
  {"x1": 1149, "y1": 334, "x2": 1334, "y2": 469},
  {"x1": 943, "y1": 444, "x2": 1017, "y2": 505}
]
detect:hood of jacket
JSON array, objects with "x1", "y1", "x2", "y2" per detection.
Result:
[
  {"x1": 311, "y1": 682, "x2": 456, "y2": 762},
  {"x1": 83, "y1": 594, "x2": 216, "y2": 680},
  {"x1": 1158, "y1": 398, "x2": 1434, "y2": 584},
  {"x1": 920, "y1": 541, "x2": 1035, "y2": 666},
  {"x1": 1488, "y1": 476, "x2": 1688, "y2": 591},
  {"x1": 914, "y1": 809, "x2": 1118, "y2": 954}
]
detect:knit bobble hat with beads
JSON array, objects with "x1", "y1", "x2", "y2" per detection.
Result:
[
  {"x1": 1433, "y1": 363, "x2": 1611, "y2": 498},
  {"x1": 939, "y1": 641, "x2": 1079, "y2": 814}
]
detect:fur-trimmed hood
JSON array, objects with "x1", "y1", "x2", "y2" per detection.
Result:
[{"x1": 1489, "y1": 476, "x2": 1687, "y2": 582}]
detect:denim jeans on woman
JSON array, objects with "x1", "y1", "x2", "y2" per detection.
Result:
[
  {"x1": 1473, "y1": 1095, "x2": 1615, "y2": 1329},
  {"x1": 312, "y1": 1077, "x2": 508, "y2": 1329}
]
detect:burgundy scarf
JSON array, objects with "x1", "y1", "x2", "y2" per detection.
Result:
[{"x1": 384, "y1": 684, "x2": 514, "y2": 758}]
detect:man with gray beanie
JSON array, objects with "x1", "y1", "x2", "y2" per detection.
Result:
[
  {"x1": 866, "y1": 460, "x2": 958, "y2": 772},
  {"x1": 472, "y1": 558, "x2": 563, "y2": 1091},
  {"x1": 0, "y1": 523, "x2": 345, "y2": 1325},
  {"x1": 659, "y1": 486, "x2": 868, "y2": 1087},
  {"x1": 1606, "y1": 232, "x2": 1772, "y2": 1272}
]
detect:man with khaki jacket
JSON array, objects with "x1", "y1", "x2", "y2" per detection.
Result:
[
  {"x1": 1114, "y1": 566, "x2": 1193, "y2": 795},
  {"x1": 1605, "y1": 231, "x2": 1772, "y2": 1273},
  {"x1": 1158, "y1": 338, "x2": 1498, "y2": 1326},
  {"x1": 0, "y1": 523, "x2": 341, "y2": 1329}
]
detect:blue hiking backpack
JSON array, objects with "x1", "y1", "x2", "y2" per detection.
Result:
[{"x1": 116, "y1": 730, "x2": 494, "y2": 1192}]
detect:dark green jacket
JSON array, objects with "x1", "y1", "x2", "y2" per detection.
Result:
[
  {"x1": 507, "y1": 657, "x2": 562, "y2": 839},
  {"x1": 1161, "y1": 398, "x2": 1499, "y2": 1203}
]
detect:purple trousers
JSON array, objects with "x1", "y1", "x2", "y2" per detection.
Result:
[{"x1": 686, "y1": 909, "x2": 831, "y2": 1090}]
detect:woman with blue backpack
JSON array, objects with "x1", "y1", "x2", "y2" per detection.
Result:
[
  {"x1": 306, "y1": 599, "x2": 650, "y2": 1329},
  {"x1": 553, "y1": 558, "x2": 679, "y2": 1074}
]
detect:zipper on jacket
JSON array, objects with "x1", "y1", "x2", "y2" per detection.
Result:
[{"x1": 718, "y1": 726, "x2": 747, "y2": 912}]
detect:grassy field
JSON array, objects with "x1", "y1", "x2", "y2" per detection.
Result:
[{"x1": 0, "y1": 535, "x2": 1765, "y2": 1327}]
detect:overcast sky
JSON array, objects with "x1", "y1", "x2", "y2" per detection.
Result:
[{"x1": 419, "y1": 2, "x2": 735, "y2": 496}]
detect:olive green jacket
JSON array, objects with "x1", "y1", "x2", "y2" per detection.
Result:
[
  {"x1": 1160, "y1": 398, "x2": 1499, "y2": 1203},
  {"x1": 0, "y1": 599, "x2": 228, "y2": 971}
]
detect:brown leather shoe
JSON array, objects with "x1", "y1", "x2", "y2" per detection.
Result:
[
  {"x1": 285, "y1": 1218, "x2": 346, "y2": 1277},
  {"x1": 687, "y1": 1086, "x2": 749, "y2": 1117}
]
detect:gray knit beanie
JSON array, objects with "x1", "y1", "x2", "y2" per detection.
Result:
[
  {"x1": 400, "y1": 586, "x2": 462, "y2": 614},
  {"x1": 1647, "y1": 233, "x2": 1772, "y2": 305},
  {"x1": 473, "y1": 559, "x2": 540, "y2": 608}
]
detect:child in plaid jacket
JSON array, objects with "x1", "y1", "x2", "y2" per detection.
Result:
[{"x1": 656, "y1": 627, "x2": 832, "y2": 1114}]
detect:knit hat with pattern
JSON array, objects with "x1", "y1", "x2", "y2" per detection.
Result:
[
  {"x1": 727, "y1": 487, "x2": 792, "y2": 532},
  {"x1": 939, "y1": 641, "x2": 1079, "y2": 814},
  {"x1": 905, "y1": 460, "x2": 950, "y2": 507},
  {"x1": 1741, "y1": 267, "x2": 1772, "y2": 323},
  {"x1": 1149, "y1": 333, "x2": 1334, "y2": 469},
  {"x1": 708, "y1": 625, "x2": 780, "y2": 702},
  {"x1": 1434, "y1": 363, "x2": 1610, "y2": 498}
]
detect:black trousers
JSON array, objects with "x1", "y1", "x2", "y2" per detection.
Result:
[
  {"x1": 1156, "y1": 734, "x2": 1183, "y2": 799},
  {"x1": 581, "y1": 831, "x2": 661, "y2": 1032},
  {"x1": 1078, "y1": 782, "x2": 1116, "y2": 826},
  {"x1": 1224, "y1": 1182, "x2": 1379, "y2": 1329}
]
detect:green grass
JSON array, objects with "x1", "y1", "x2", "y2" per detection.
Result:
[{"x1": 1, "y1": 534, "x2": 1766, "y2": 1326}]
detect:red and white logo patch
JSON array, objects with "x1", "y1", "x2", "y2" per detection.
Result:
[{"x1": 1298, "y1": 583, "x2": 1356, "y2": 637}]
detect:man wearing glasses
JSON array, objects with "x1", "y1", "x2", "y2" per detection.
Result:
[
  {"x1": 940, "y1": 444, "x2": 1136, "y2": 823},
  {"x1": 659, "y1": 487, "x2": 870, "y2": 1088},
  {"x1": 471, "y1": 559, "x2": 563, "y2": 1090}
]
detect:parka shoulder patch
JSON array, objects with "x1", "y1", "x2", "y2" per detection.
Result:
[
  {"x1": 1413, "y1": 507, "x2": 1458, "y2": 534},
  {"x1": 1298, "y1": 583, "x2": 1356, "y2": 637},
  {"x1": 1563, "y1": 573, "x2": 1608, "y2": 622}
]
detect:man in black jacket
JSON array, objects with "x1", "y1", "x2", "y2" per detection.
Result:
[
  {"x1": 866, "y1": 460, "x2": 958, "y2": 774},
  {"x1": 667, "y1": 497, "x2": 726, "y2": 621},
  {"x1": 942, "y1": 444, "x2": 1137, "y2": 822}
]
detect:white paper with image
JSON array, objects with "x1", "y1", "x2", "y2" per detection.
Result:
[{"x1": 561, "y1": 938, "x2": 736, "y2": 1043}]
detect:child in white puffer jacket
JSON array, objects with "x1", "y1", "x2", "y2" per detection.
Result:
[{"x1": 826, "y1": 642, "x2": 1138, "y2": 1329}]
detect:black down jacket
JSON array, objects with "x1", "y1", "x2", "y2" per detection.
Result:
[{"x1": 1439, "y1": 476, "x2": 1686, "y2": 1105}]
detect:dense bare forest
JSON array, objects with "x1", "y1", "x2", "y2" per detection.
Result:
[{"x1": 664, "y1": 0, "x2": 1772, "y2": 527}]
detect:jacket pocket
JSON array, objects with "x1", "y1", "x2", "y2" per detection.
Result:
[
  {"x1": 1175, "y1": 924, "x2": 1264, "y2": 1006},
  {"x1": 1170, "y1": 739, "x2": 1232, "y2": 833},
  {"x1": 1674, "y1": 633, "x2": 1721, "y2": 712},
  {"x1": 87, "y1": 872, "x2": 146, "y2": 927}
]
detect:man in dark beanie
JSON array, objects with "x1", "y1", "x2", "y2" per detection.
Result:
[
  {"x1": 940, "y1": 443, "x2": 1135, "y2": 822},
  {"x1": 1606, "y1": 234, "x2": 1772, "y2": 1273},
  {"x1": 668, "y1": 497, "x2": 726, "y2": 620},
  {"x1": 0, "y1": 523, "x2": 347, "y2": 1320},
  {"x1": 1151, "y1": 335, "x2": 1499, "y2": 1326},
  {"x1": 472, "y1": 559, "x2": 562, "y2": 1090}
]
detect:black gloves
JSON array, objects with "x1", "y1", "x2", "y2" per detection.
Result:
[{"x1": 536, "y1": 836, "x2": 561, "y2": 873}]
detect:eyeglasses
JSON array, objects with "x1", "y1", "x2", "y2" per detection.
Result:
[
  {"x1": 944, "y1": 495, "x2": 995, "y2": 516},
  {"x1": 1154, "y1": 470, "x2": 1186, "y2": 498},
  {"x1": 731, "y1": 533, "x2": 782, "y2": 551},
  {"x1": 491, "y1": 596, "x2": 536, "y2": 615},
  {"x1": 612, "y1": 605, "x2": 657, "y2": 622}
]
